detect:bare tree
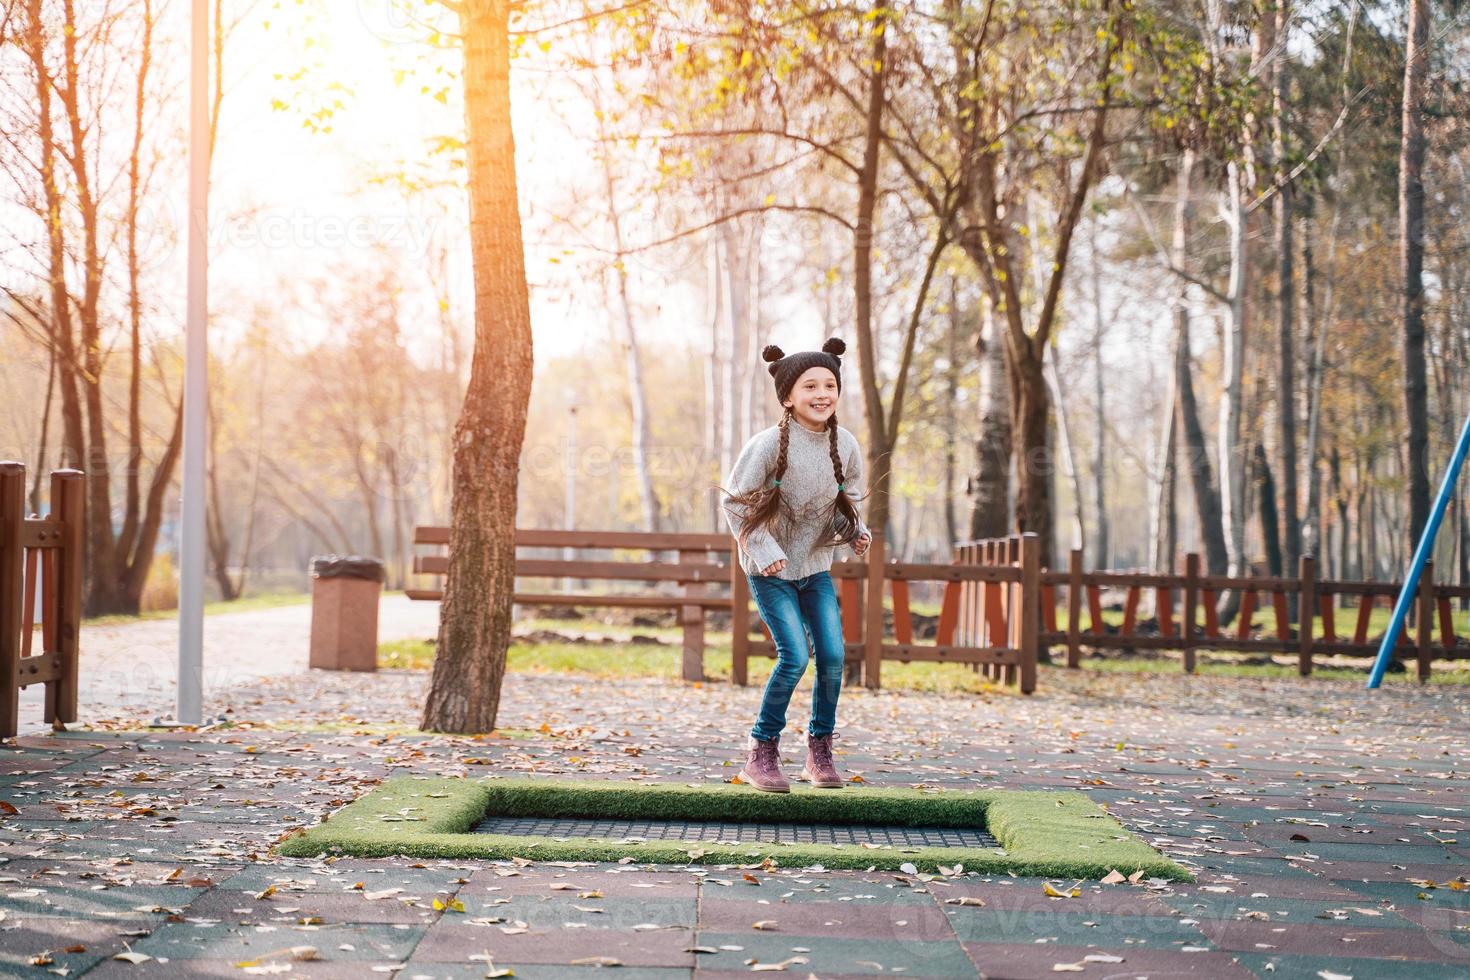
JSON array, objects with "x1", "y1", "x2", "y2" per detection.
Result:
[{"x1": 422, "y1": 0, "x2": 535, "y2": 734}]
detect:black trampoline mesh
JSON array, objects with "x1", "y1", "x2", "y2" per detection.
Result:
[{"x1": 474, "y1": 815, "x2": 999, "y2": 849}]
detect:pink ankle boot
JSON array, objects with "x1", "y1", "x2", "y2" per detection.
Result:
[
  {"x1": 741, "y1": 735, "x2": 790, "y2": 793},
  {"x1": 802, "y1": 732, "x2": 844, "y2": 788}
]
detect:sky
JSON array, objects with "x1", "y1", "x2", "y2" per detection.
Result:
[{"x1": 178, "y1": 0, "x2": 718, "y2": 369}]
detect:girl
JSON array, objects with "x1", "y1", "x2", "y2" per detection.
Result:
[{"x1": 718, "y1": 338, "x2": 872, "y2": 793}]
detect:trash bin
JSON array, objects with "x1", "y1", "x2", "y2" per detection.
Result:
[{"x1": 308, "y1": 555, "x2": 385, "y2": 672}]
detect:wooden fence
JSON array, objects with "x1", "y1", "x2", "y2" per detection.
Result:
[
  {"x1": 1043, "y1": 549, "x2": 1470, "y2": 680},
  {"x1": 729, "y1": 531, "x2": 1039, "y2": 693},
  {"x1": 410, "y1": 527, "x2": 1040, "y2": 693},
  {"x1": 0, "y1": 464, "x2": 84, "y2": 738}
]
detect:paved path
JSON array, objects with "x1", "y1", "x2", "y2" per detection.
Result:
[
  {"x1": 14, "y1": 596, "x2": 441, "y2": 729},
  {"x1": 0, "y1": 602, "x2": 1467, "y2": 977}
]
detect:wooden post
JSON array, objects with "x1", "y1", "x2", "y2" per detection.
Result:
[
  {"x1": 1016, "y1": 533, "x2": 1040, "y2": 694},
  {"x1": 1183, "y1": 552, "x2": 1199, "y2": 674},
  {"x1": 678, "y1": 548, "x2": 705, "y2": 683},
  {"x1": 1297, "y1": 555, "x2": 1315, "y2": 677},
  {"x1": 864, "y1": 530, "x2": 884, "y2": 690},
  {"x1": 1066, "y1": 548, "x2": 1082, "y2": 669},
  {"x1": 0, "y1": 463, "x2": 24, "y2": 739},
  {"x1": 730, "y1": 557, "x2": 750, "y2": 686},
  {"x1": 1417, "y1": 559, "x2": 1433, "y2": 684},
  {"x1": 50, "y1": 470, "x2": 82, "y2": 728},
  {"x1": 841, "y1": 575, "x2": 862, "y2": 687}
]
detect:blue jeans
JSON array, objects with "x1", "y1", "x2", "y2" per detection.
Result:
[{"x1": 747, "y1": 570, "x2": 846, "y2": 742}]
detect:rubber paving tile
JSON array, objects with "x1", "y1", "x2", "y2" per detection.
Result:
[
  {"x1": 0, "y1": 661, "x2": 1467, "y2": 978},
  {"x1": 698, "y1": 894, "x2": 954, "y2": 940},
  {"x1": 690, "y1": 931, "x2": 978, "y2": 976},
  {"x1": 960, "y1": 942, "x2": 1258, "y2": 979},
  {"x1": 1229, "y1": 951, "x2": 1470, "y2": 980},
  {"x1": 124, "y1": 919, "x2": 426, "y2": 961},
  {"x1": 946, "y1": 908, "x2": 1211, "y2": 948},
  {"x1": 411, "y1": 913, "x2": 697, "y2": 967}
]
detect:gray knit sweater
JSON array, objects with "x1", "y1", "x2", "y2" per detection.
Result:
[{"x1": 721, "y1": 420, "x2": 870, "y2": 580}]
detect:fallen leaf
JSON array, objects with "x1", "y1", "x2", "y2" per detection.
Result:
[{"x1": 750, "y1": 956, "x2": 808, "y2": 971}]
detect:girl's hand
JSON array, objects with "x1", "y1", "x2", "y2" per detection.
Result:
[
  {"x1": 852, "y1": 530, "x2": 872, "y2": 557},
  {"x1": 761, "y1": 558, "x2": 787, "y2": 576}
]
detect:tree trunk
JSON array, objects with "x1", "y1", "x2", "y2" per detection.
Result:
[
  {"x1": 705, "y1": 229, "x2": 724, "y2": 530},
  {"x1": 1399, "y1": 0, "x2": 1431, "y2": 546},
  {"x1": 968, "y1": 306, "x2": 1011, "y2": 540},
  {"x1": 1089, "y1": 223, "x2": 1109, "y2": 568},
  {"x1": 29, "y1": 346, "x2": 54, "y2": 516},
  {"x1": 851, "y1": 0, "x2": 890, "y2": 530},
  {"x1": 1013, "y1": 352, "x2": 1054, "y2": 567},
  {"x1": 601, "y1": 160, "x2": 660, "y2": 533},
  {"x1": 1273, "y1": 2, "x2": 1299, "y2": 599},
  {"x1": 943, "y1": 275, "x2": 961, "y2": 550},
  {"x1": 1254, "y1": 443, "x2": 1282, "y2": 576},
  {"x1": 1170, "y1": 150, "x2": 1228, "y2": 575},
  {"x1": 1149, "y1": 363, "x2": 1177, "y2": 575},
  {"x1": 720, "y1": 219, "x2": 751, "y2": 488},
  {"x1": 1045, "y1": 358, "x2": 1084, "y2": 555},
  {"x1": 422, "y1": 0, "x2": 534, "y2": 734},
  {"x1": 1219, "y1": 161, "x2": 1249, "y2": 585}
]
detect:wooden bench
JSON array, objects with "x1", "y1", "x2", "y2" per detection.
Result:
[{"x1": 409, "y1": 527, "x2": 735, "y2": 681}]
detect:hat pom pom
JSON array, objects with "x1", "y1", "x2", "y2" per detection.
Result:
[
  {"x1": 761, "y1": 344, "x2": 785, "y2": 363},
  {"x1": 822, "y1": 337, "x2": 846, "y2": 357}
]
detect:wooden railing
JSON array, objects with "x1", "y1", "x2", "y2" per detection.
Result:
[
  {"x1": 0, "y1": 464, "x2": 84, "y2": 738},
  {"x1": 730, "y1": 531, "x2": 1039, "y2": 694},
  {"x1": 1044, "y1": 548, "x2": 1470, "y2": 680},
  {"x1": 411, "y1": 527, "x2": 1039, "y2": 693}
]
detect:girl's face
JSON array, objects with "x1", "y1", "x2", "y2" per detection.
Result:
[{"x1": 783, "y1": 367, "x2": 839, "y2": 430}]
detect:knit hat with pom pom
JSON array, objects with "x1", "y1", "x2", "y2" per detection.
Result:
[{"x1": 763, "y1": 338, "x2": 846, "y2": 405}]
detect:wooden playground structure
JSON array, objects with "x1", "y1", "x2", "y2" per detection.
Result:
[{"x1": 0, "y1": 464, "x2": 84, "y2": 738}]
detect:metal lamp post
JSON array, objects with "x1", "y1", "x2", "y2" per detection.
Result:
[{"x1": 177, "y1": 0, "x2": 209, "y2": 724}]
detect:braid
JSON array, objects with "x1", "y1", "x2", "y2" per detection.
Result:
[
  {"x1": 822, "y1": 413, "x2": 865, "y2": 546},
  {"x1": 715, "y1": 407, "x2": 796, "y2": 554},
  {"x1": 826, "y1": 415, "x2": 844, "y2": 485},
  {"x1": 774, "y1": 407, "x2": 793, "y2": 481}
]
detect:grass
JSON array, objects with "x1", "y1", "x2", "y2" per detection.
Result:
[
  {"x1": 1073, "y1": 600, "x2": 1470, "y2": 643},
  {"x1": 378, "y1": 637, "x2": 1011, "y2": 695},
  {"x1": 381, "y1": 630, "x2": 1470, "y2": 689},
  {"x1": 277, "y1": 775, "x2": 1191, "y2": 880},
  {"x1": 201, "y1": 718, "x2": 545, "y2": 738},
  {"x1": 1068, "y1": 651, "x2": 1470, "y2": 685},
  {"x1": 82, "y1": 589, "x2": 407, "y2": 627}
]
